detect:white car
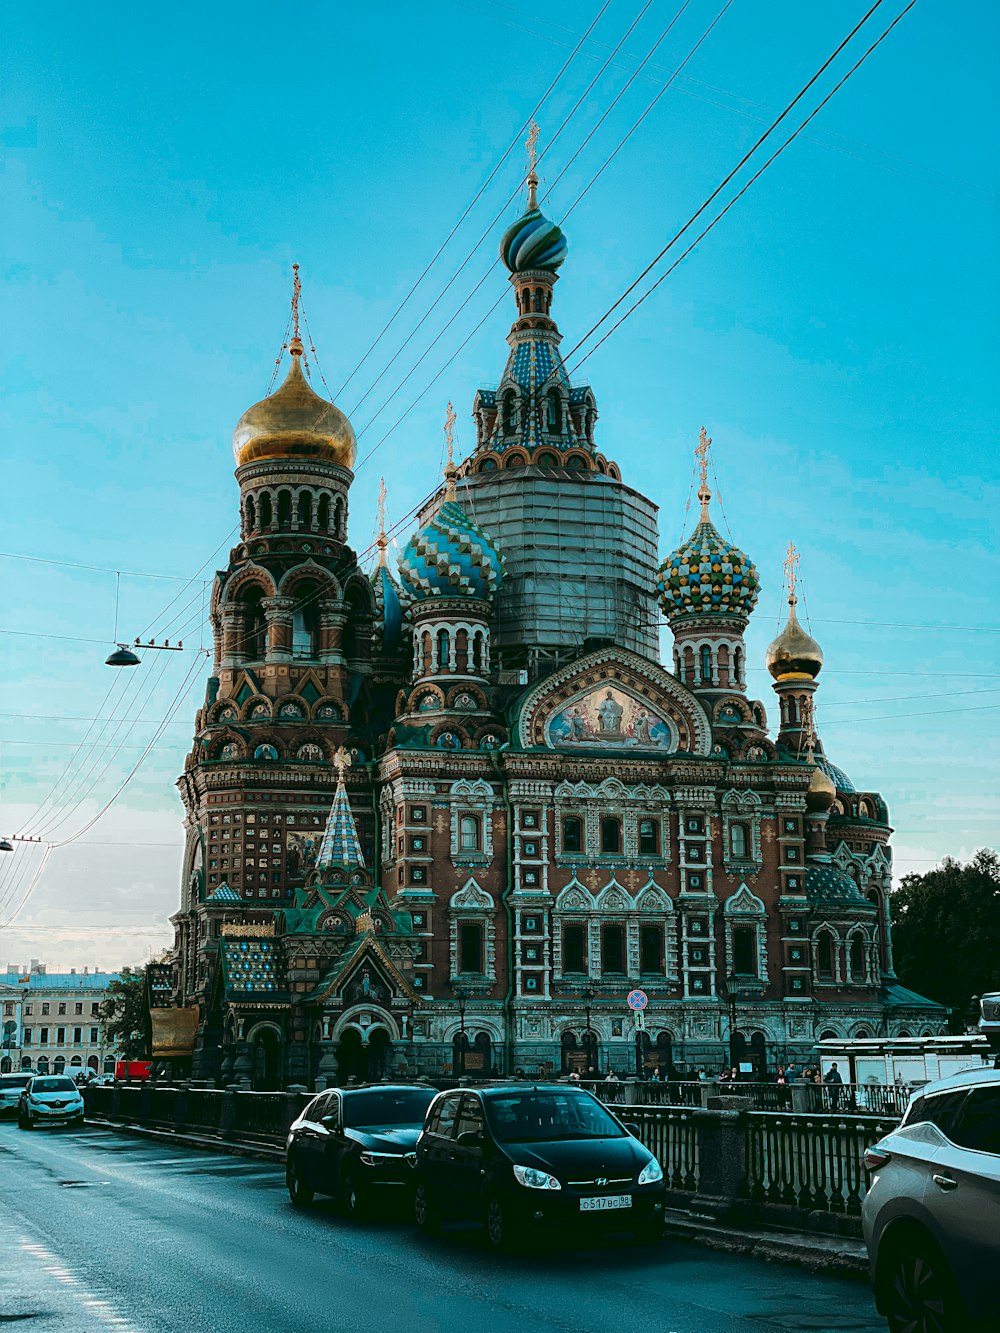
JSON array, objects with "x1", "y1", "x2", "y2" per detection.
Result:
[
  {"x1": 862, "y1": 1067, "x2": 1000, "y2": 1332},
  {"x1": 0, "y1": 1072, "x2": 33, "y2": 1119},
  {"x1": 17, "y1": 1074, "x2": 86, "y2": 1129}
]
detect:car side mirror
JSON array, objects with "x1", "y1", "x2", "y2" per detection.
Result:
[
  {"x1": 623, "y1": 1122, "x2": 641, "y2": 1137},
  {"x1": 456, "y1": 1130, "x2": 483, "y2": 1149}
]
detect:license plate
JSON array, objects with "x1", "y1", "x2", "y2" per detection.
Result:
[{"x1": 580, "y1": 1194, "x2": 632, "y2": 1212}]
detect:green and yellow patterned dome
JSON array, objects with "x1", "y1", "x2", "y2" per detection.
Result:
[{"x1": 658, "y1": 516, "x2": 759, "y2": 622}]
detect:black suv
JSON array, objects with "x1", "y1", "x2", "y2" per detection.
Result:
[
  {"x1": 286, "y1": 1084, "x2": 437, "y2": 1216},
  {"x1": 413, "y1": 1084, "x2": 665, "y2": 1248}
]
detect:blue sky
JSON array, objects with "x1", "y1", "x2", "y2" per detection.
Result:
[{"x1": 1, "y1": 0, "x2": 997, "y2": 969}]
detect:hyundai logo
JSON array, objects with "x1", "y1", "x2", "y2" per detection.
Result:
[{"x1": 595, "y1": 1177, "x2": 608, "y2": 1187}]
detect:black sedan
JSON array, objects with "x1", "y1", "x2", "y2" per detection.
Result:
[
  {"x1": 285, "y1": 1084, "x2": 437, "y2": 1216},
  {"x1": 413, "y1": 1084, "x2": 665, "y2": 1248}
]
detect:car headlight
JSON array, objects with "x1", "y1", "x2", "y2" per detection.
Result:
[
  {"x1": 359, "y1": 1151, "x2": 399, "y2": 1167},
  {"x1": 637, "y1": 1159, "x2": 663, "y2": 1185},
  {"x1": 512, "y1": 1164, "x2": 561, "y2": 1191}
]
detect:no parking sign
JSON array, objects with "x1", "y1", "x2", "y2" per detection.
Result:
[{"x1": 626, "y1": 989, "x2": 648, "y2": 1011}]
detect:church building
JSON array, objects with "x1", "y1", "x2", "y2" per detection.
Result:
[{"x1": 166, "y1": 147, "x2": 944, "y2": 1087}]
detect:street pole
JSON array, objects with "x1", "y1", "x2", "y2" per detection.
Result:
[{"x1": 583, "y1": 986, "x2": 594, "y2": 1075}]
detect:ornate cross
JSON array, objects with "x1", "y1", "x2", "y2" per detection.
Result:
[
  {"x1": 784, "y1": 540, "x2": 800, "y2": 607},
  {"x1": 375, "y1": 477, "x2": 388, "y2": 566},
  {"x1": 333, "y1": 745, "x2": 352, "y2": 775},
  {"x1": 526, "y1": 120, "x2": 540, "y2": 210},
  {"x1": 696, "y1": 426, "x2": 713, "y2": 519},
  {"x1": 443, "y1": 401, "x2": 458, "y2": 499},
  {"x1": 291, "y1": 262, "x2": 301, "y2": 342}
]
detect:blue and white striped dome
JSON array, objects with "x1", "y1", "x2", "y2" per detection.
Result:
[
  {"x1": 399, "y1": 501, "x2": 503, "y2": 602},
  {"x1": 500, "y1": 207, "x2": 567, "y2": 274}
]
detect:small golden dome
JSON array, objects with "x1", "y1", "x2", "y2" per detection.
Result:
[
  {"x1": 233, "y1": 343, "x2": 356, "y2": 470},
  {"x1": 765, "y1": 599, "x2": 823, "y2": 680},
  {"x1": 806, "y1": 762, "x2": 836, "y2": 812}
]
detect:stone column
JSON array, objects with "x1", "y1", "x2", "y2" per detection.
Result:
[
  {"x1": 220, "y1": 608, "x2": 242, "y2": 670},
  {"x1": 263, "y1": 596, "x2": 294, "y2": 661},
  {"x1": 690, "y1": 1106, "x2": 748, "y2": 1221},
  {"x1": 318, "y1": 601, "x2": 346, "y2": 666}
]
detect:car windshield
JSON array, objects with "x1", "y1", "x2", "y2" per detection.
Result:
[
  {"x1": 342, "y1": 1089, "x2": 436, "y2": 1128},
  {"x1": 485, "y1": 1092, "x2": 625, "y2": 1143},
  {"x1": 0, "y1": 1075, "x2": 31, "y2": 1089},
  {"x1": 30, "y1": 1077, "x2": 77, "y2": 1093}
]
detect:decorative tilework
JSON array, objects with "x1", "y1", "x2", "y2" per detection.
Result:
[
  {"x1": 657, "y1": 518, "x2": 759, "y2": 620},
  {"x1": 316, "y1": 777, "x2": 365, "y2": 871},
  {"x1": 399, "y1": 501, "x2": 503, "y2": 601}
]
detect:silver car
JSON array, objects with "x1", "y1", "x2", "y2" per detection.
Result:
[
  {"x1": 0, "y1": 1073, "x2": 32, "y2": 1119},
  {"x1": 17, "y1": 1074, "x2": 86, "y2": 1129},
  {"x1": 862, "y1": 1067, "x2": 1000, "y2": 1332}
]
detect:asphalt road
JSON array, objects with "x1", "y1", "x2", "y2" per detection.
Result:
[{"x1": 0, "y1": 1122, "x2": 886, "y2": 1333}]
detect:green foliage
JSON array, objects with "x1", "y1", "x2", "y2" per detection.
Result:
[
  {"x1": 891, "y1": 849, "x2": 1000, "y2": 1028},
  {"x1": 98, "y1": 966, "x2": 151, "y2": 1059}
]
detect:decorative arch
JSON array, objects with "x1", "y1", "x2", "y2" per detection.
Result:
[
  {"x1": 220, "y1": 562, "x2": 278, "y2": 605},
  {"x1": 277, "y1": 560, "x2": 343, "y2": 600}
]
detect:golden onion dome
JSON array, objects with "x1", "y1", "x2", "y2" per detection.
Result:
[
  {"x1": 232, "y1": 339, "x2": 356, "y2": 470},
  {"x1": 765, "y1": 599, "x2": 823, "y2": 680},
  {"x1": 805, "y1": 762, "x2": 837, "y2": 813}
]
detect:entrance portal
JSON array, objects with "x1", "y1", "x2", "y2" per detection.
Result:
[{"x1": 335, "y1": 1026, "x2": 394, "y2": 1082}]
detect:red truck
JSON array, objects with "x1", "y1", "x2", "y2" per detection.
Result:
[{"x1": 114, "y1": 1060, "x2": 152, "y2": 1081}]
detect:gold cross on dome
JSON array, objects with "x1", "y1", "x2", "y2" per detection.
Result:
[
  {"x1": 526, "y1": 120, "x2": 539, "y2": 175},
  {"x1": 375, "y1": 477, "x2": 388, "y2": 567},
  {"x1": 695, "y1": 426, "x2": 713, "y2": 519},
  {"x1": 333, "y1": 745, "x2": 352, "y2": 775},
  {"x1": 291, "y1": 263, "x2": 301, "y2": 342},
  {"x1": 443, "y1": 400, "x2": 456, "y2": 467},
  {"x1": 784, "y1": 540, "x2": 800, "y2": 605}
]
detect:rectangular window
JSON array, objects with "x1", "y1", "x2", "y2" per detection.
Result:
[
  {"x1": 41, "y1": 1003, "x2": 49, "y2": 1016},
  {"x1": 602, "y1": 924, "x2": 625, "y2": 973},
  {"x1": 23, "y1": 1029, "x2": 31, "y2": 1045},
  {"x1": 73, "y1": 1027, "x2": 82, "y2": 1044},
  {"x1": 90, "y1": 1028, "x2": 98, "y2": 1043},
  {"x1": 562, "y1": 925, "x2": 586, "y2": 974},
  {"x1": 732, "y1": 926, "x2": 757, "y2": 976},
  {"x1": 640, "y1": 926, "x2": 663, "y2": 973},
  {"x1": 24, "y1": 1005, "x2": 32, "y2": 1017},
  {"x1": 459, "y1": 815, "x2": 481, "y2": 851},
  {"x1": 74, "y1": 1003, "x2": 83, "y2": 1016},
  {"x1": 600, "y1": 817, "x2": 621, "y2": 855},
  {"x1": 40, "y1": 1028, "x2": 49, "y2": 1045},
  {"x1": 562, "y1": 816, "x2": 582, "y2": 854},
  {"x1": 459, "y1": 922, "x2": 484, "y2": 974},
  {"x1": 638, "y1": 819, "x2": 658, "y2": 856},
  {"x1": 730, "y1": 823, "x2": 749, "y2": 859},
  {"x1": 57, "y1": 1027, "x2": 66, "y2": 1043}
]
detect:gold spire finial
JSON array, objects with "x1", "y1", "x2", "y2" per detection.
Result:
[
  {"x1": 784, "y1": 540, "x2": 800, "y2": 607},
  {"x1": 443, "y1": 400, "x2": 458, "y2": 500},
  {"x1": 695, "y1": 426, "x2": 712, "y2": 520},
  {"x1": 375, "y1": 476, "x2": 388, "y2": 568},
  {"x1": 526, "y1": 119, "x2": 540, "y2": 211},
  {"x1": 333, "y1": 744, "x2": 352, "y2": 777},
  {"x1": 289, "y1": 262, "x2": 303, "y2": 357},
  {"x1": 802, "y1": 693, "x2": 816, "y2": 762}
]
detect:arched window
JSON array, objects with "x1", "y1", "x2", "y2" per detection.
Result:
[
  {"x1": 437, "y1": 628, "x2": 450, "y2": 670},
  {"x1": 277, "y1": 490, "x2": 292, "y2": 528},
  {"x1": 291, "y1": 582, "x2": 319, "y2": 659},
  {"x1": 471, "y1": 634, "x2": 482, "y2": 673},
  {"x1": 732, "y1": 926, "x2": 757, "y2": 976},
  {"x1": 546, "y1": 391, "x2": 561, "y2": 433},
  {"x1": 850, "y1": 934, "x2": 866, "y2": 981},
  {"x1": 297, "y1": 492, "x2": 313, "y2": 530},
  {"x1": 317, "y1": 494, "x2": 331, "y2": 531},
  {"x1": 640, "y1": 926, "x2": 663, "y2": 973},
  {"x1": 241, "y1": 587, "x2": 267, "y2": 661},
  {"x1": 734, "y1": 646, "x2": 743, "y2": 684},
  {"x1": 459, "y1": 921, "x2": 484, "y2": 974},
  {"x1": 459, "y1": 815, "x2": 481, "y2": 852},
  {"x1": 600, "y1": 817, "x2": 621, "y2": 855},
  {"x1": 817, "y1": 930, "x2": 834, "y2": 978},
  {"x1": 562, "y1": 816, "x2": 583, "y2": 854},
  {"x1": 699, "y1": 645, "x2": 713, "y2": 683},
  {"x1": 260, "y1": 492, "x2": 273, "y2": 528},
  {"x1": 602, "y1": 925, "x2": 625, "y2": 973},
  {"x1": 533, "y1": 287, "x2": 543, "y2": 312},
  {"x1": 502, "y1": 391, "x2": 516, "y2": 432},
  {"x1": 730, "y1": 823, "x2": 749, "y2": 859},
  {"x1": 562, "y1": 925, "x2": 586, "y2": 974},
  {"x1": 245, "y1": 495, "x2": 257, "y2": 532}
]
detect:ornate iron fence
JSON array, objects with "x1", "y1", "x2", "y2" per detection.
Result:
[
  {"x1": 185, "y1": 1089, "x2": 224, "y2": 1131},
  {"x1": 232, "y1": 1092, "x2": 289, "y2": 1138},
  {"x1": 743, "y1": 1111, "x2": 893, "y2": 1215},
  {"x1": 627, "y1": 1106, "x2": 700, "y2": 1192}
]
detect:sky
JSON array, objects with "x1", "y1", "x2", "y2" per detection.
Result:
[{"x1": 1, "y1": 0, "x2": 997, "y2": 971}]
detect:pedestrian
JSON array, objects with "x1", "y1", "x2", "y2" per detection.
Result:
[
  {"x1": 604, "y1": 1069, "x2": 619, "y2": 1083},
  {"x1": 824, "y1": 1061, "x2": 844, "y2": 1109},
  {"x1": 568, "y1": 1070, "x2": 581, "y2": 1084},
  {"x1": 785, "y1": 1061, "x2": 797, "y2": 1083},
  {"x1": 775, "y1": 1065, "x2": 787, "y2": 1086}
]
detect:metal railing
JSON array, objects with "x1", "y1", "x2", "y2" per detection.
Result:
[
  {"x1": 627, "y1": 1106, "x2": 700, "y2": 1192},
  {"x1": 185, "y1": 1089, "x2": 224, "y2": 1131},
  {"x1": 232, "y1": 1092, "x2": 292, "y2": 1139},
  {"x1": 744, "y1": 1111, "x2": 893, "y2": 1215}
]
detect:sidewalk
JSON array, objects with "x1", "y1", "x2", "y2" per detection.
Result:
[{"x1": 88, "y1": 1117, "x2": 870, "y2": 1279}]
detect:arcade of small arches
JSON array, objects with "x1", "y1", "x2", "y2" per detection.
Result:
[
  {"x1": 673, "y1": 638, "x2": 749, "y2": 693},
  {"x1": 2, "y1": 1054, "x2": 112, "y2": 1075},
  {"x1": 215, "y1": 568, "x2": 375, "y2": 670},
  {"x1": 241, "y1": 485, "x2": 347, "y2": 542},
  {"x1": 411, "y1": 621, "x2": 491, "y2": 679},
  {"x1": 812, "y1": 924, "x2": 880, "y2": 987}
]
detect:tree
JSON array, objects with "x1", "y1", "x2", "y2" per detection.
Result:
[
  {"x1": 98, "y1": 966, "x2": 151, "y2": 1060},
  {"x1": 891, "y1": 849, "x2": 1000, "y2": 1029}
]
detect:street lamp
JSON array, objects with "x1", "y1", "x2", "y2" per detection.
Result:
[
  {"x1": 451, "y1": 984, "x2": 468, "y2": 1076},
  {"x1": 581, "y1": 986, "x2": 595, "y2": 1075},
  {"x1": 722, "y1": 972, "x2": 741, "y2": 1076}
]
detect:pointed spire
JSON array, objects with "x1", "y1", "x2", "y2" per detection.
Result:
[
  {"x1": 316, "y1": 746, "x2": 365, "y2": 871},
  {"x1": 289, "y1": 262, "x2": 304, "y2": 357},
  {"x1": 443, "y1": 400, "x2": 458, "y2": 501},
  {"x1": 525, "y1": 119, "x2": 540, "y2": 211},
  {"x1": 695, "y1": 426, "x2": 713, "y2": 521},
  {"x1": 375, "y1": 476, "x2": 389, "y2": 568}
]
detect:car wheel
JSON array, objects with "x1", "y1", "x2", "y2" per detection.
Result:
[
  {"x1": 484, "y1": 1194, "x2": 514, "y2": 1251},
  {"x1": 341, "y1": 1165, "x2": 367, "y2": 1220},
  {"x1": 286, "y1": 1156, "x2": 315, "y2": 1208},
  {"x1": 413, "y1": 1180, "x2": 439, "y2": 1235},
  {"x1": 881, "y1": 1236, "x2": 960, "y2": 1333}
]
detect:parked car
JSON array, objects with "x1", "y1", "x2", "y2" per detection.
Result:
[
  {"x1": 0, "y1": 1073, "x2": 32, "y2": 1119},
  {"x1": 412, "y1": 1084, "x2": 665, "y2": 1249},
  {"x1": 285, "y1": 1083, "x2": 437, "y2": 1215},
  {"x1": 17, "y1": 1075, "x2": 86, "y2": 1129},
  {"x1": 862, "y1": 1067, "x2": 1000, "y2": 1332}
]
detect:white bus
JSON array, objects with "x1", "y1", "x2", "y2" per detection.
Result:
[{"x1": 817, "y1": 1035, "x2": 993, "y2": 1091}]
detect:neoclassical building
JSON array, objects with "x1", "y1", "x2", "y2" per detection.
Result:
[{"x1": 166, "y1": 160, "x2": 943, "y2": 1087}]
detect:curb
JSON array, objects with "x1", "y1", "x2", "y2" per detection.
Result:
[{"x1": 87, "y1": 1118, "x2": 284, "y2": 1163}]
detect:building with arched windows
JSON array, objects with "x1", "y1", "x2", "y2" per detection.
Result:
[{"x1": 166, "y1": 162, "x2": 944, "y2": 1087}]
